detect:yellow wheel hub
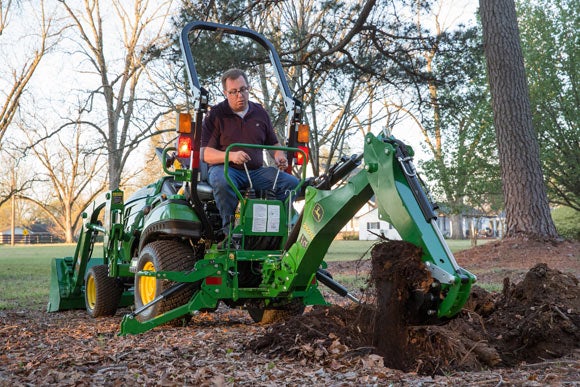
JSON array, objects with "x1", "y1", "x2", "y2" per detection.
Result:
[
  {"x1": 86, "y1": 274, "x2": 96, "y2": 310},
  {"x1": 139, "y1": 261, "x2": 157, "y2": 304}
]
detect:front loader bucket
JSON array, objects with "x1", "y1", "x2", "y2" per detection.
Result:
[
  {"x1": 47, "y1": 257, "x2": 107, "y2": 312},
  {"x1": 47, "y1": 257, "x2": 85, "y2": 312}
]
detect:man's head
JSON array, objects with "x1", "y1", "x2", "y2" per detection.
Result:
[{"x1": 222, "y1": 68, "x2": 250, "y2": 113}]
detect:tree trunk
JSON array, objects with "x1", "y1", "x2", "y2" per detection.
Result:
[
  {"x1": 65, "y1": 206, "x2": 73, "y2": 244},
  {"x1": 10, "y1": 190, "x2": 15, "y2": 246},
  {"x1": 109, "y1": 151, "x2": 121, "y2": 190},
  {"x1": 479, "y1": 0, "x2": 558, "y2": 239},
  {"x1": 450, "y1": 213, "x2": 464, "y2": 240}
]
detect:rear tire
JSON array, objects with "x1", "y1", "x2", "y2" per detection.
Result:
[
  {"x1": 134, "y1": 240, "x2": 198, "y2": 323},
  {"x1": 85, "y1": 265, "x2": 122, "y2": 317}
]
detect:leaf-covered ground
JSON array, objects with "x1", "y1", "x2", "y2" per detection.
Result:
[{"x1": 1, "y1": 238, "x2": 579, "y2": 386}]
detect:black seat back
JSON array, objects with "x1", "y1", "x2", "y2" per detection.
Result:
[{"x1": 197, "y1": 148, "x2": 213, "y2": 200}]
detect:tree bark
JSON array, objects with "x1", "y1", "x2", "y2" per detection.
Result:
[{"x1": 479, "y1": 0, "x2": 558, "y2": 239}]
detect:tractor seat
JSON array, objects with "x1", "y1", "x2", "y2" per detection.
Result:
[{"x1": 161, "y1": 177, "x2": 214, "y2": 202}]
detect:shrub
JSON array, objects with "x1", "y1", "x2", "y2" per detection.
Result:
[{"x1": 340, "y1": 232, "x2": 359, "y2": 240}]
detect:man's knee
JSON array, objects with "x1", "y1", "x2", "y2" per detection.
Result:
[
  {"x1": 209, "y1": 168, "x2": 229, "y2": 188},
  {"x1": 281, "y1": 173, "x2": 299, "y2": 190},
  {"x1": 210, "y1": 176, "x2": 230, "y2": 191}
]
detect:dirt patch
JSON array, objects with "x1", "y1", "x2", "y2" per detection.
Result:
[
  {"x1": 249, "y1": 239, "x2": 580, "y2": 378},
  {"x1": 486, "y1": 263, "x2": 580, "y2": 365},
  {"x1": 1, "y1": 238, "x2": 580, "y2": 385},
  {"x1": 456, "y1": 237, "x2": 580, "y2": 285}
]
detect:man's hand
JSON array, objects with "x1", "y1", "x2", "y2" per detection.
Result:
[
  {"x1": 274, "y1": 150, "x2": 288, "y2": 170},
  {"x1": 231, "y1": 150, "x2": 251, "y2": 165}
]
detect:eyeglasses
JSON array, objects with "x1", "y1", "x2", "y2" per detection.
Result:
[{"x1": 225, "y1": 86, "x2": 251, "y2": 96}]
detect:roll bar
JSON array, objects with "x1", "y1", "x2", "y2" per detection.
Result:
[{"x1": 179, "y1": 20, "x2": 303, "y2": 136}]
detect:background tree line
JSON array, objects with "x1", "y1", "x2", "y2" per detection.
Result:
[{"x1": 0, "y1": 0, "x2": 577, "y2": 243}]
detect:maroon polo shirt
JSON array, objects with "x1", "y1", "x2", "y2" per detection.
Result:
[{"x1": 201, "y1": 100, "x2": 279, "y2": 170}]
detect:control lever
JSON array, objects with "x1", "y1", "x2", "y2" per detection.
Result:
[
  {"x1": 272, "y1": 167, "x2": 280, "y2": 190},
  {"x1": 243, "y1": 162, "x2": 254, "y2": 190}
]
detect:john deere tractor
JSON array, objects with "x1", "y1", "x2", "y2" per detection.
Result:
[{"x1": 47, "y1": 21, "x2": 475, "y2": 335}]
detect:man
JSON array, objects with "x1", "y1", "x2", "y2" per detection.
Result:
[{"x1": 201, "y1": 68, "x2": 299, "y2": 235}]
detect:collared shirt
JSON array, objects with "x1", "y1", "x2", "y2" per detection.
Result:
[{"x1": 201, "y1": 100, "x2": 279, "y2": 170}]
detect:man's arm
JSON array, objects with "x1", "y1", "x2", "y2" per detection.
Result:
[{"x1": 204, "y1": 146, "x2": 251, "y2": 165}]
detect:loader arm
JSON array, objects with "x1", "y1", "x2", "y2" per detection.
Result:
[
  {"x1": 47, "y1": 190, "x2": 124, "y2": 312},
  {"x1": 272, "y1": 133, "x2": 475, "y2": 319}
]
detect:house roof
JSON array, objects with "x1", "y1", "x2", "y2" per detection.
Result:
[
  {"x1": 1, "y1": 224, "x2": 52, "y2": 235},
  {"x1": 355, "y1": 207, "x2": 378, "y2": 219},
  {"x1": 29, "y1": 223, "x2": 51, "y2": 233}
]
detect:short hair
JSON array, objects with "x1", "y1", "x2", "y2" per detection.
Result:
[{"x1": 221, "y1": 68, "x2": 249, "y2": 90}]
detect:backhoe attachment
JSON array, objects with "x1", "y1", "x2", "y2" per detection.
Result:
[{"x1": 269, "y1": 132, "x2": 475, "y2": 322}]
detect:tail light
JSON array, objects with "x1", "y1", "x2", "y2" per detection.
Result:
[
  {"x1": 176, "y1": 112, "x2": 198, "y2": 168},
  {"x1": 296, "y1": 145, "x2": 309, "y2": 165},
  {"x1": 177, "y1": 135, "x2": 192, "y2": 158}
]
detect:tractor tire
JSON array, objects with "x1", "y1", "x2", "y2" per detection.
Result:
[
  {"x1": 248, "y1": 299, "x2": 305, "y2": 324},
  {"x1": 84, "y1": 265, "x2": 123, "y2": 317},
  {"x1": 134, "y1": 240, "x2": 198, "y2": 323}
]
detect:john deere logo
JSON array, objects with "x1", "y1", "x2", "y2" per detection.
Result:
[{"x1": 312, "y1": 203, "x2": 324, "y2": 222}]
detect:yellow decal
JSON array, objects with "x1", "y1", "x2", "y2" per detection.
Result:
[{"x1": 302, "y1": 223, "x2": 315, "y2": 241}]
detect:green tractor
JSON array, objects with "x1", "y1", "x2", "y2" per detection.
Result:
[{"x1": 47, "y1": 21, "x2": 476, "y2": 335}]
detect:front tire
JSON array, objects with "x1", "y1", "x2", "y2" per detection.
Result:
[
  {"x1": 85, "y1": 265, "x2": 122, "y2": 317},
  {"x1": 134, "y1": 240, "x2": 198, "y2": 323}
]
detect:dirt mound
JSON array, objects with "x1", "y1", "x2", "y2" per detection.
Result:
[
  {"x1": 407, "y1": 262, "x2": 580, "y2": 373},
  {"x1": 455, "y1": 237, "x2": 580, "y2": 284},
  {"x1": 249, "y1": 241, "x2": 580, "y2": 375},
  {"x1": 486, "y1": 263, "x2": 580, "y2": 365}
]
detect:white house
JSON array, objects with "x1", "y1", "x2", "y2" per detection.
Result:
[
  {"x1": 356, "y1": 206, "x2": 502, "y2": 240},
  {"x1": 356, "y1": 208, "x2": 402, "y2": 240}
]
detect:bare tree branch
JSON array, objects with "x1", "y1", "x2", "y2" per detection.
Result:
[{"x1": 60, "y1": 0, "x2": 176, "y2": 189}]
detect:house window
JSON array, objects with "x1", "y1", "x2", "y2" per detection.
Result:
[{"x1": 367, "y1": 222, "x2": 380, "y2": 230}]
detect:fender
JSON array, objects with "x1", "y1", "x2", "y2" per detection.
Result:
[{"x1": 139, "y1": 197, "x2": 202, "y2": 251}]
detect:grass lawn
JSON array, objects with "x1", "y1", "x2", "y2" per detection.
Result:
[
  {"x1": 325, "y1": 238, "x2": 487, "y2": 261},
  {"x1": 0, "y1": 244, "x2": 76, "y2": 310},
  {"x1": 0, "y1": 239, "x2": 485, "y2": 311}
]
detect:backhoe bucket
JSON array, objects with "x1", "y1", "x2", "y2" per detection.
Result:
[{"x1": 47, "y1": 257, "x2": 104, "y2": 312}]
